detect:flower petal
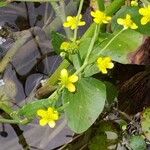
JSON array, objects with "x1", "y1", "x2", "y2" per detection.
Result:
[
  {"x1": 60, "y1": 69, "x2": 68, "y2": 80},
  {"x1": 63, "y1": 22, "x2": 71, "y2": 27},
  {"x1": 37, "y1": 109, "x2": 47, "y2": 117},
  {"x1": 67, "y1": 16, "x2": 73, "y2": 21},
  {"x1": 78, "y1": 21, "x2": 86, "y2": 26},
  {"x1": 91, "y1": 11, "x2": 96, "y2": 17},
  {"x1": 51, "y1": 113, "x2": 59, "y2": 120},
  {"x1": 66, "y1": 83, "x2": 76, "y2": 92},
  {"x1": 131, "y1": 23, "x2": 138, "y2": 29},
  {"x1": 101, "y1": 68, "x2": 108, "y2": 74},
  {"x1": 141, "y1": 17, "x2": 149, "y2": 25},
  {"x1": 48, "y1": 120, "x2": 56, "y2": 128},
  {"x1": 69, "y1": 75, "x2": 78, "y2": 83},
  {"x1": 107, "y1": 63, "x2": 114, "y2": 69},
  {"x1": 39, "y1": 119, "x2": 48, "y2": 126},
  {"x1": 117, "y1": 18, "x2": 124, "y2": 25},
  {"x1": 47, "y1": 107, "x2": 53, "y2": 114}
]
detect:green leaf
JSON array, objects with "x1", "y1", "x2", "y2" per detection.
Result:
[
  {"x1": 87, "y1": 29, "x2": 142, "y2": 76},
  {"x1": 90, "y1": 29, "x2": 143, "y2": 64},
  {"x1": 88, "y1": 121, "x2": 120, "y2": 150},
  {"x1": 104, "y1": 81, "x2": 118, "y2": 105},
  {"x1": 17, "y1": 98, "x2": 53, "y2": 119},
  {"x1": 89, "y1": 134, "x2": 108, "y2": 150},
  {"x1": 51, "y1": 31, "x2": 65, "y2": 54},
  {"x1": 111, "y1": 6, "x2": 150, "y2": 35},
  {"x1": 63, "y1": 77, "x2": 106, "y2": 133},
  {"x1": 129, "y1": 136, "x2": 146, "y2": 150},
  {"x1": 79, "y1": 38, "x2": 92, "y2": 60},
  {"x1": 141, "y1": 108, "x2": 150, "y2": 141},
  {"x1": 0, "y1": 1, "x2": 8, "y2": 7}
]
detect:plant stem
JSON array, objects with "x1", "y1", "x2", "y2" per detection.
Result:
[
  {"x1": 0, "y1": 118, "x2": 20, "y2": 124},
  {"x1": 75, "y1": 25, "x2": 99, "y2": 75},
  {"x1": 50, "y1": 0, "x2": 72, "y2": 39},
  {"x1": 73, "y1": 0, "x2": 84, "y2": 41},
  {"x1": 97, "y1": 0, "x2": 105, "y2": 11}
]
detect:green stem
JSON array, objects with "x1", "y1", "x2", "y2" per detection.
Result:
[
  {"x1": 73, "y1": 0, "x2": 84, "y2": 41},
  {"x1": 97, "y1": 0, "x2": 105, "y2": 11},
  {"x1": 0, "y1": 118, "x2": 20, "y2": 124},
  {"x1": 0, "y1": 102, "x2": 13, "y2": 114},
  {"x1": 98, "y1": 28, "x2": 125, "y2": 55},
  {"x1": 50, "y1": 1, "x2": 72, "y2": 39},
  {"x1": 75, "y1": 25, "x2": 99, "y2": 75}
]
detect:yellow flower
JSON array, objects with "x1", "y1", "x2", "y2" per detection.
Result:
[
  {"x1": 97, "y1": 57, "x2": 114, "y2": 74},
  {"x1": 91, "y1": 10, "x2": 111, "y2": 24},
  {"x1": 37, "y1": 107, "x2": 59, "y2": 128},
  {"x1": 131, "y1": 0, "x2": 138, "y2": 7},
  {"x1": 60, "y1": 41, "x2": 79, "y2": 54},
  {"x1": 60, "y1": 69, "x2": 78, "y2": 92},
  {"x1": 63, "y1": 14, "x2": 85, "y2": 30},
  {"x1": 117, "y1": 14, "x2": 138, "y2": 29},
  {"x1": 139, "y1": 5, "x2": 150, "y2": 25}
]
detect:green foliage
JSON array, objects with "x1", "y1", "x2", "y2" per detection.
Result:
[
  {"x1": 51, "y1": 31, "x2": 65, "y2": 54},
  {"x1": 88, "y1": 121, "x2": 120, "y2": 150},
  {"x1": 0, "y1": 1, "x2": 8, "y2": 7},
  {"x1": 141, "y1": 108, "x2": 150, "y2": 141},
  {"x1": 93, "y1": 29, "x2": 143, "y2": 64},
  {"x1": 129, "y1": 136, "x2": 146, "y2": 150},
  {"x1": 87, "y1": 29, "x2": 142, "y2": 76},
  {"x1": 104, "y1": 81, "x2": 118, "y2": 105},
  {"x1": 17, "y1": 98, "x2": 53, "y2": 119},
  {"x1": 63, "y1": 77, "x2": 106, "y2": 133},
  {"x1": 111, "y1": 6, "x2": 150, "y2": 35}
]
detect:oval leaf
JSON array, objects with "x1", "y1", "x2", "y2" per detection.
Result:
[{"x1": 63, "y1": 77, "x2": 106, "y2": 133}]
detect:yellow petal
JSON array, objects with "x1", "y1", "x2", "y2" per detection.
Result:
[
  {"x1": 126, "y1": 14, "x2": 131, "y2": 19},
  {"x1": 106, "y1": 16, "x2": 111, "y2": 21},
  {"x1": 78, "y1": 21, "x2": 86, "y2": 26},
  {"x1": 97, "y1": 57, "x2": 103, "y2": 63},
  {"x1": 63, "y1": 22, "x2": 71, "y2": 27},
  {"x1": 60, "y1": 69, "x2": 68, "y2": 80},
  {"x1": 139, "y1": 8, "x2": 147, "y2": 15},
  {"x1": 104, "y1": 57, "x2": 111, "y2": 62},
  {"x1": 51, "y1": 113, "x2": 59, "y2": 120},
  {"x1": 39, "y1": 119, "x2": 48, "y2": 126},
  {"x1": 141, "y1": 17, "x2": 149, "y2": 25},
  {"x1": 66, "y1": 83, "x2": 76, "y2": 92},
  {"x1": 67, "y1": 16, "x2": 73, "y2": 21},
  {"x1": 117, "y1": 18, "x2": 124, "y2": 25},
  {"x1": 101, "y1": 68, "x2": 108, "y2": 74},
  {"x1": 37, "y1": 109, "x2": 47, "y2": 117},
  {"x1": 107, "y1": 62, "x2": 114, "y2": 69},
  {"x1": 71, "y1": 24, "x2": 77, "y2": 30},
  {"x1": 47, "y1": 107, "x2": 53, "y2": 114},
  {"x1": 91, "y1": 11, "x2": 96, "y2": 17},
  {"x1": 69, "y1": 75, "x2": 78, "y2": 83},
  {"x1": 131, "y1": 23, "x2": 138, "y2": 29},
  {"x1": 48, "y1": 120, "x2": 56, "y2": 128}
]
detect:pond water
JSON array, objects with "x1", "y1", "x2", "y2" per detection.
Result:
[{"x1": 0, "y1": 1, "x2": 92, "y2": 149}]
